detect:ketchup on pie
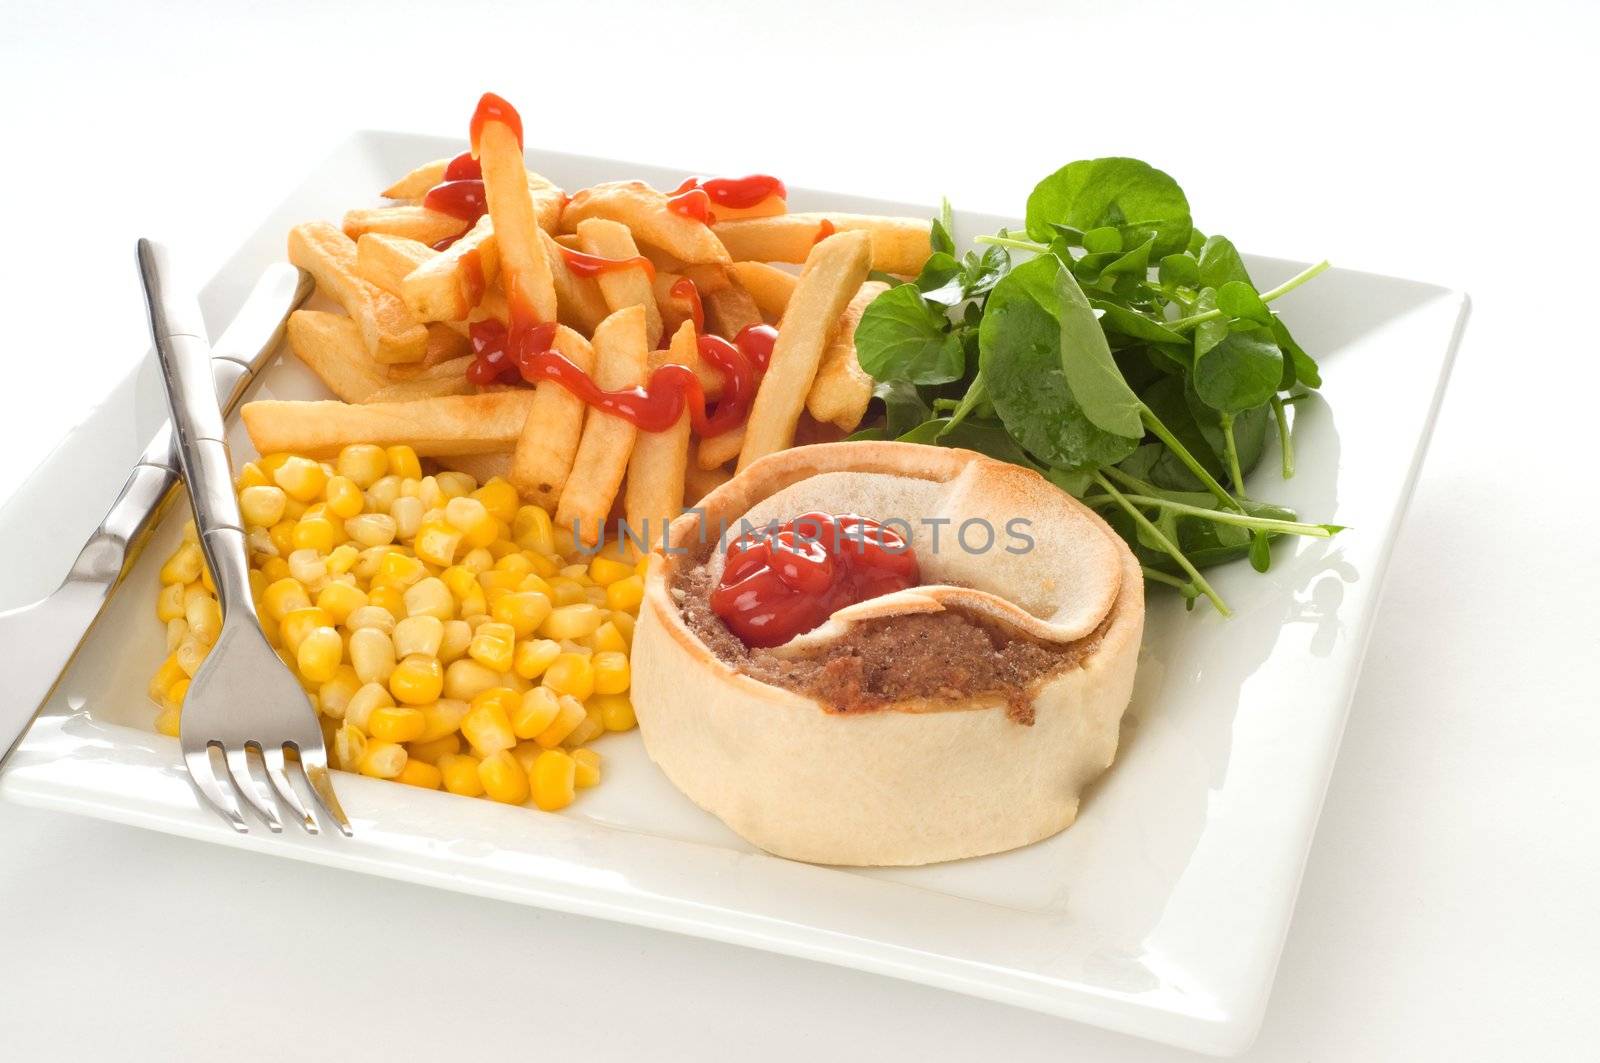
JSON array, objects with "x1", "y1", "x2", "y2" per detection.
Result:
[{"x1": 710, "y1": 513, "x2": 921, "y2": 647}]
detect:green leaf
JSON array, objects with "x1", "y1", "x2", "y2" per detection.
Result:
[
  {"x1": 1136, "y1": 375, "x2": 1227, "y2": 491},
  {"x1": 1191, "y1": 289, "x2": 1283, "y2": 414},
  {"x1": 854, "y1": 284, "x2": 965, "y2": 385},
  {"x1": 1047, "y1": 467, "x2": 1094, "y2": 496},
  {"x1": 1272, "y1": 316, "x2": 1321, "y2": 389},
  {"x1": 1216, "y1": 280, "x2": 1273, "y2": 325},
  {"x1": 1159, "y1": 252, "x2": 1199, "y2": 289},
  {"x1": 930, "y1": 198, "x2": 955, "y2": 256},
  {"x1": 940, "y1": 371, "x2": 991, "y2": 434},
  {"x1": 1025, "y1": 158, "x2": 1194, "y2": 258},
  {"x1": 874, "y1": 379, "x2": 933, "y2": 438},
  {"x1": 979, "y1": 255, "x2": 1141, "y2": 471},
  {"x1": 1186, "y1": 384, "x2": 1271, "y2": 478},
  {"x1": 1197, "y1": 235, "x2": 1252, "y2": 288},
  {"x1": 1092, "y1": 300, "x2": 1187, "y2": 346},
  {"x1": 1082, "y1": 226, "x2": 1123, "y2": 254},
  {"x1": 913, "y1": 252, "x2": 962, "y2": 295},
  {"x1": 899, "y1": 417, "x2": 1042, "y2": 470}
]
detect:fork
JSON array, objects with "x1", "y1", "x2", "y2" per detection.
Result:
[{"x1": 137, "y1": 238, "x2": 351, "y2": 836}]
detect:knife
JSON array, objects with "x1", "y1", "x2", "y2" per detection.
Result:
[{"x1": 0, "y1": 264, "x2": 314, "y2": 768}]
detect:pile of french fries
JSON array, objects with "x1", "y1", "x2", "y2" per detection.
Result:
[{"x1": 244, "y1": 98, "x2": 933, "y2": 548}]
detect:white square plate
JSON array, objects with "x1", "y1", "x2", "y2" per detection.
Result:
[{"x1": 0, "y1": 133, "x2": 1467, "y2": 1056}]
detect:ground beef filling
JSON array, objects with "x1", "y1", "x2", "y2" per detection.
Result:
[{"x1": 676, "y1": 564, "x2": 1102, "y2": 725}]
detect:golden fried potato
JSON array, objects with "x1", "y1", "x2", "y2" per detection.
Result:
[
  {"x1": 806, "y1": 280, "x2": 887, "y2": 430},
  {"x1": 479, "y1": 118, "x2": 556, "y2": 326},
  {"x1": 342, "y1": 205, "x2": 468, "y2": 247},
  {"x1": 382, "y1": 159, "x2": 449, "y2": 201},
  {"x1": 539, "y1": 230, "x2": 610, "y2": 334},
  {"x1": 509, "y1": 326, "x2": 596, "y2": 509},
  {"x1": 728, "y1": 261, "x2": 798, "y2": 320},
  {"x1": 285, "y1": 310, "x2": 387, "y2": 403},
  {"x1": 555, "y1": 306, "x2": 648, "y2": 545},
  {"x1": 623, "y1": 322, "x2": 696, "y2": 553},
  {"x1": 576, "y1": 218, "x2": 662, "y2": 348},
  {"x1": 288, "y1": 222, "x2": 428, "y2": 364},
  {"x1": 241, "y1": 392, "x2": 535, "y2": 458},
  {"x1": 355, "y1": 233, "x2": 435, "y2": 298},
  {"x1": 562, "y1": 181, "x2": 730, "y2": 265},
  {"x1": 401, "y1": 215, "x2": 499, "y2": 322},
  {"x1": 714, "y1": 212, "x2": 931, "y2": 276}
]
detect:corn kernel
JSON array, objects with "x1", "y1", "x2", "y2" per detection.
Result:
[
  {"x1": 175, "y1": 636, "x2": 208, "y2": 678},
  {"x1": 438, "y1": 753, "x2": 485, "y2": 797},
  {"x1": 472, "y1": 478, "x2": 520, "y2": 523},
  {"x1": 394, "y1": 614, "x2": 444, "y2": 658},
  {"x1": 535, "y1": 694, "x2": 587, "y2": 748},
  {"x1": 414, "y1": 520, "x2": 463, "y2": 567},
  {"x1": 531, "y1": 749, "x2": 576, "y2": 811},
  {"x1": 461, "y1": 546, "x2": 496, "y2": 573},
  {"x1": 590, "y1": 621, "x2": 627, "y2": 655},
  {"x1": 297, "y1": 626, "x2": 343, "y2": 683},
  {"x1": 368, "y1": 583, "x2": 405, "y2": 617},
  {"x1": 166, "y1": 617, "x2": 189, "y2": 653},
  {"x1": 478, "y1": 750, "x2": 530, "y2": 804},
  {"x1": 458, "y1": 587, "x2": 488, "y2": 618},
  {"x1": 606, "y1": 575, "x2": 645, "y2": 613},
  {"x1": 236, "y1": 461, "x2": 270, "y2": 489},
  {"x1": 377, "y1": 552, "x2": 427, "y2": 588},
  {"x1": 390, "y1": 654, "x2": 444, "y2": 705},
  {"x1": 153, "y1": 705, "x2": 182, "y2": 737},
  {"x1": 407, "y1": 732, "x2": 461, "y2": 764},
  {"x1": 292, "y1": 516, "x2": 337, "y2": 554},
  {"x1": 324, "y1": 475, "x2": 364, "y2": 519},
  {"x1": 390, "y1": 495, "x2": 425, "y2": 541},
  {"x1": 315, "y1": 580, "x2": 368, "y2": 624},
  {"x1": 239, "y1": 485, "x2": 287, "y2": 527},
  {"x1": 513, "y1": 637, "x2": 561, "y2": 680},
  {"x1": 396, "y1": 758, "x2": 442, "y2": 789},
  {"x1": 336, "y1": 443, "x2": 388, "y2": 487},
  {"x1": 326, "y1": 543, "x2": 360, "y2": 575},
  {"x1": 368, "y1": 705, "x2": 427, "y2": 743},
  {"x1": 279, "y1": 606, "x2": 331, "y2": 655},
  {"x1": 386, "y1": 444, "x2": 422, "y2": 480},
  {"x1": 571, "y1": 748, "x2": 601, "y2": 788},
  {"x1": 259, "y1": 556, "x2": 291, "y2": 583},
  {"x1": 513, "y1": 504, "x2": 555, "y2": 554},
  {"x1": 543, "y1": 577, "x2": 584, "y2": 606},
  {"x1": 494, "y1": 552, "x2": 534, "y2": 579},
  {"x1": 274, "y1": 456, "x2": 328, "y2": 502},
  {"x1": 350, "y1": 627, "x2": 397, "y2": 685},
  {"x1": 318, "y1": 666, "x2": 361, "y2": 720},
  {"x1": 345, "y1": 512, "x2": 397, "y2": 547},
  {"x1": 366, "y1": 475, "x2": 402, "y2": 513},
  {"x1": 609, "y1": 611, "x2": 635, "y2": 644},
  {"x1": 444, "y1": 496, "x2": 498, "y2": 549},
  {"x1": 346, "y1": 605, "x2": 396, "y2": 634},
  {"x1": 565, "y1": 704, "x2": 605, "y2": 747},
  {"x1": 418, "y1": 698, "x2": 470, "y2": 742},
  {"x1": 359, "y1": 739, "x2": 407, "y2": 779},
  {"x1": 512, "y1": 686, "x2": 561, "y2": 739},
  {"x1": 541, "y1": 652, "x2": 595, "y2": 701},
  {"x1": 403, "y1": 577, "x2": 454, "y2": 621},
  {"x1": 462, "y1": 688, "x2": 519, "y2": 756},
  {"x1": 268, "y1": 520, "x2": 296, "y2": 555},
  {"x1": 333, "y1": 722, "x2": 367, "y2": 771},
  {"x1": 592, "y1": 650, "x2": 630, "y2": 694},
  {"x1": 159, "y1": 542, "x2": 204, "y2": 585},
  {"x1": 443, "y1": 658, "x2": 500, "y2": 701},
  {"x1": 156, "y1": 581, "x2": 186, "y2": 622},
  {"x1": 497, "y1": 669, "x2": 531, "y2": 694},
  {"x1": 345, "y1": 682, "x2": 394, "y2": 731},
  {"x1": 149, "y1": 652, "x2": 186, "y2": 702},
  {"x1": 418, "y1": 475, "x2": 445, "y2": 510},
  {"x1": 287, "y1": 547, "x2": 328, "y2": 585},
  {"x1": 588, "y1": 553, "x2": 634, "y2": 587},
  {"x1": 541, "y1": 603, "x2": 606, "y2": 641},
  {"x1": 468, "y1": 621, "x2": 516, "y2": 672},
  {"x1": 595, "y1": 693, "x2": 637, "y2": 732},
  {"x1": 162, "y1": 676, "x2": 190, "y2": 712},
  {"x1": 438, "y1": 620, "x2": 472, "y2": 663},
  {"x1": 492, "y1": 590, "x2": 552, "y2": 639},
  {"x1": 560, "y1": 564, "x2": 592, "y2": 584},
  {"x1": 436, "y1": 470, "x2": 477, "y2": 498},
  {"x1": 510, "y1": 740, "x2": 544, "y2": 774},
  {"x1": 478, "y1": 569, "x2": 522, "y2": 599}
]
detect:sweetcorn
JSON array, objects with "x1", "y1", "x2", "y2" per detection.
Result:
[{"x1": 147, "y1": 445, "x2": 642, "y2": 816}]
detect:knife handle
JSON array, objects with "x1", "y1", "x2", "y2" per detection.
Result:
[{"x1": 137, "y1": 240, "x2": 255, "y2": 620}]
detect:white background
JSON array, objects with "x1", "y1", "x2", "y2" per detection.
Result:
[{"x1": 2, "y1": 1, "x2": 1597, "y2": 1059}]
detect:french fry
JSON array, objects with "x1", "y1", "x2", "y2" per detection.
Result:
[
  {"x1": 342, "y1": 205, "x2": 468, "y2": 247},
  {"x1": 382, "y1": 159, "x2": 449, "y2": 200},
  {"x1": 363, "y1": 375, "x2": 475, "y2": 403},
  {"x1": 562, "y1": 181, "x2": 730, "y2": 265},
  {"x1": 555, "y1": 306, "x2": 647, "y2": 545},
  {"x1": 522, "y1": 171, "x2": 566, "y2": 234},
  {"x1": 401, "y1": 214, "x2": 499, "y2": 321},
  {"x1": 697, "y1": 425, "x2": 744, "y2": 471},
  {"x1": 479, "y1": 117, "x2": 557, "y2": 326},
  {"x1": 576, "y1": 218, "x2": 662, "y2": 349},
  {"x1": 704, "y1": 282, "x2": 763, "y2": 339},
  {"x1": 356, "y1": 233, "x2": 434, "y2": 298},
  {"x1": 653, "y1": 272, "x2": 691, "y2": 335},
  {"x1": 509, "y1": 326, "x2": 596, "y2": 509},
  {"x1": 241, "y1": 392, "x2": 535, "y2": 458},
  {"x1": 638, "y1": 244, "x2": 687, "y2": 274},
  {"x1": 714, "y1": 212, "x2": 932, "y2": 276},
  {"x1": 728, "y1": 261, "x2": 798, "y2": 320},
  {"x1": 624, "y1": 321, "x2": 695, "y2": 553},
  {"x1": 288, "y1": 222, "x2": 428, "y2": 364},
  {"x1": 737, "y1": 230, "x2": 871, "y2": 470},
  {"x1": 680, "y1": 263, "x2": 731, "y2": 294},
  {"x1": 539, "y1": 230, "x2": 610, "y2": 334},
  {"x1": 436, "y1": 452, "x2": 513, "y2": 483},
  {"x1": 386, "y1": 328, "x2": 471, "y2": 380},
  {"x1": 807, "y1": 280, "x2": 887, "y2": 430},
  {"x1": 684, "y1": 461, "x2": 733, "y2": 506},
  {"x1": 708, "y1": 196, "x2": 787, "y2": 223},
  {"x1": 285, "y1": 310, "x2": 387, "y2": 403}
]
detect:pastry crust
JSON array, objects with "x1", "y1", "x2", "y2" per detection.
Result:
[{"x1": 631, "y1": 442, "x2": 1145, "y2": 866}]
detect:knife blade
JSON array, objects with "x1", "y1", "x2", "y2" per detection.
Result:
[{"x1": 0, "y1": 264, "x2": 313, "y2": 767}]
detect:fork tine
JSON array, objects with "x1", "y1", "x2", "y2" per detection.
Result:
[
  {"x1": 225, "y1": 746, "x2": 283, "y2": 832},
  {"x1": 300, "y1": 749, "x2": 353, "y2": 837},
  {"x1": 184, "y1": 745, "x2": 249, "y2": 833},
  {"x1": 262, "y1": 745, "x2": 319, "y2": 835}
]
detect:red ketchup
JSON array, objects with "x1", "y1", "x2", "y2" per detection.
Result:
[
  {"x1": 671, "y1": 174, "x2": 787, "y2": 210},
  {"x1": 667, "y1": 187, "x2": 713, "y2": 225},
  {"x1": 710, "y1": 513, "x2": 920, "y2": 648},
  {"x1": 559, "y1": 246, "x2": 656, "y2": 280},
  {"x1": 465, "y1": 319, "x2": 778, "y2": 438},
  {"x1": 670, "y1": 276, "x2": 705, "y2": 334}
]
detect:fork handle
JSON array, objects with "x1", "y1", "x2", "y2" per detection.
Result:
[{"x1": 137, "y1": 239, "x2": 257, "y2": 620}]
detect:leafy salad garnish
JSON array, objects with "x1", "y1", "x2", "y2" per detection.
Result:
[{"x1": 851, "y1": 158, "x2": 1339, "y2": 615}]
